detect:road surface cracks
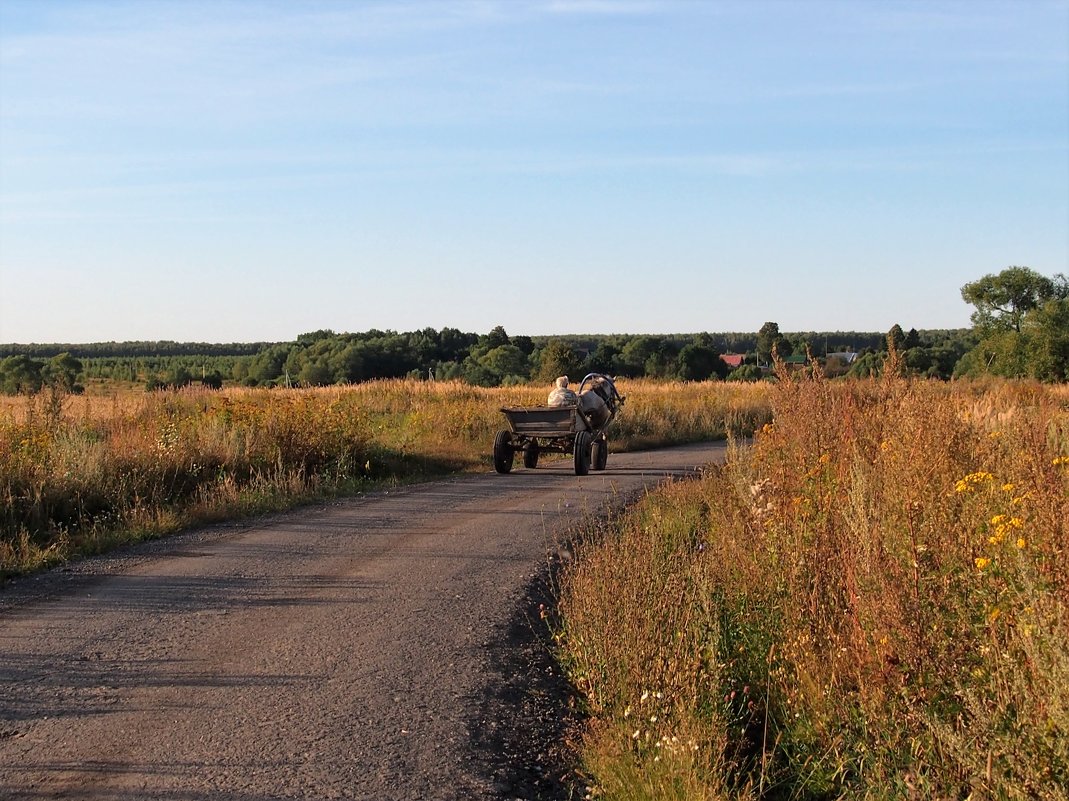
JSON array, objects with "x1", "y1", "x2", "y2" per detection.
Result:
[{"x1": 0, "y1": 442, "x2": 726, "y2": 800}]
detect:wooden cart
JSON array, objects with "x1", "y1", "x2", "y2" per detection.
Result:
[{"x1": 493, "y1": 373, "x2": 623, "y2": 476}]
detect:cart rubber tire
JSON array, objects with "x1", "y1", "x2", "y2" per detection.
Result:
[
  {"x1": 574, "y1": 431, "x2": 592, "y2": 476},
  {"x1": 494, "y1": 430, "x2": 514, "y2": 474},
  {"x1": 592, "y1": 437, "x2": 608, "y2": 471},
  {"x1": 523, "y1": 443, "x2": 539, "y2": 469}
]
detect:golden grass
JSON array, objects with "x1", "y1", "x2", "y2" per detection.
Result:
[
  {"x1": 557, "y1": 372, "x2": 1069, "y2": 800},
  {"x1": 0, "y1": 378, "x2": 770, "y2": 577}
]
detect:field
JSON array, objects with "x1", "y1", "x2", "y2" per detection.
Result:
[
  {"x1": 7, "y1": 370, "x2": 1066, "y2": 797},
  {"x1": 556, "y1": 371, "x2": 1069, "y2": 799},
  {"x1": 0, "y1": 378, "x2": 771, "y2": 578}
]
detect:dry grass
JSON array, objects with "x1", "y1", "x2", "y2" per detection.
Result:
[
  {"x1": 0, "y1": 378, "x2": 770, "y2": 577},
  {"x1": 557, "y1": 371, "x2": 1069, "y2": 800}
]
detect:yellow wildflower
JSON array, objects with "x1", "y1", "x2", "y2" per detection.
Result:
[
  {"x1": 1052, "y1": 455, "x2": 1069, "y2": 466},
  {"x1": 988, "y1": 607, "x2": 1001, "y2": 623},
  {"x1": 975, "y1": 557, "x2": 991, "y2": 571},
  {"x1": 1016, "y1": 537, "x2": 1027, "y2": 549},
  {"x1": 955, "y1": 471, "x2": 994, "y2": 493},
  {"x1": 989, "y1": 514, "x2": 1023, "y2": 544}
]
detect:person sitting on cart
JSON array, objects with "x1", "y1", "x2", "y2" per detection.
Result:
[{"x1": 547, "y1": 376, "x2": 578, "y2": 406}]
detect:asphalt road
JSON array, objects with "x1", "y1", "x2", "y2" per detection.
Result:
[{"x1": 0, "y1": 441, "x2": 727, "y2": 801}]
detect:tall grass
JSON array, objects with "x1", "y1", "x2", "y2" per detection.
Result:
[
  {"x1": 0, "y1": 379, "x2": 770, "y2": 578},
  {"x1": 558, "y1": 370, "x2": 1069, "y2": 799}
]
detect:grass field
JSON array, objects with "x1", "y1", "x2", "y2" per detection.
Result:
[
  {"x1": 556, "y1": 370, "x2": 1069, "y2": 799},
  {"x1": 0, "y1": 378, "x2": 771, "y2": 578}
]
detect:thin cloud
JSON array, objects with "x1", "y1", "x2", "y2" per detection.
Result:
[{"x1": 543, "y1": 0, "x2": 664, "y2": 14}]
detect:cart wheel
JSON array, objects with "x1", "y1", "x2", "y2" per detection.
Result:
[
  {"x1": 573, "y1": 431, "x2": 592, "y2": 476},
  {"x1": 494, "y1": 430, "x2": 514, "y2": 474},
  {"x1": 592, "y1": 437, "x2": 608, "y2": 471},
  {"x1": 523, "y1": 442, "x2": 539, "y2": 469}
]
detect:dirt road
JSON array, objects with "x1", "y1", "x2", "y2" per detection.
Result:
[{"x1": 0, "y1": 441, "x2": 726, "y2": 801}]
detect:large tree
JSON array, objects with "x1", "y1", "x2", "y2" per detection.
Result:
[
  {"x1": 0, "y1": 355, "x2": 43, "y2": 394},
  {"x1": 960, "y1": 266, "x2": 1063, "y2": 333},
  {"x1": 958, "y1": 267, "x2": 1069, "y2": 381},
  {"x1": 41, "y1": 352, "x2": 83, "y2": 392},
  {"x1": 756, "y1": 322, "x2": 782, "y2": 365}
]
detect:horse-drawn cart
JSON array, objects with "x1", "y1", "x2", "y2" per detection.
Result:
[{"x1": 493, "y1": 373, "x2": 624, "y2": 476}]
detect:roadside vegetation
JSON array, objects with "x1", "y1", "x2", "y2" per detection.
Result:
[
  {"x1": 556, "y1": 361, "x2": 1069, "y2": 799},
  {"x1": 0, "y1": 378, "x2": 770, "y2": 579}
]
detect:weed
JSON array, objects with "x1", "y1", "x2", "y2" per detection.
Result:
[{"x1": 557, "y1": 373, "x2": 1069, "y2": 799}]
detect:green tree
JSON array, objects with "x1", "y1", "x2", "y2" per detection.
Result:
[
  {"x1": 248, "y1": 345, "x2": 290, "y2": 385},
  {"x1": 676, "y1": 343, "x2": 725, "y2": 381},
  {"x1": 617, "y1": 336, "x2": 663, "y2": 378},
  {"x1": 961, "y1": 266, "x2": 1060, "y2": 333},
  {"x1": 461, "y1": 358, "x2": 499, "y2": 387},
  {"x1": 959, "y1": 267, "x2": 1069, "y2": 381},
  {"x1": 756, "y1": 322, "x2": 782, "y2": 365},
  {"x1": 298, "y1": 360, "x2": 334, "y2": 386},
  {"x1": 847, "y1": 352, "x2": 884, "y2": 378},
  {"x1": 167, "y1": 365, "x2": 195, "y2": 387},
  {"x1": 511, "y1": 335, "x2": 535, "y2": 356},
  {"x1": 726, "y1": 364, "x2": 764, "y2": 382},
  {"x1": 0, "y1": 355, "x2": 43, "y2": 394},
  {"x1": 1024, "y1": 297, "x2": 1069, "y2": 382},
  {"x1": 584, "y1": 341, "x2": 622, "y2": 375},
  {"x1": 484, "y1": 325, "x2": 510, "y2": 349},
  {"x1": 296, "y1": 329, "x2": 336, "y2": 345},
  {"x1": 644, "y1": 340, "x2": 680, "y2": 379},
  {"x1": 537, "y1": 339, "x2": 583, "y2": 383},
  {"x1": 42, "y1": 352, "x2": 83, "y2": 392},
  {"x1": 329, "y1": 344, "x2": 365, "y2": 383},
  {"x1": 201, "y1": 371, "x2": 224, "y2": 389},
  {"x1": 479, "y1": 344, "x2": 530, "y2": 384},
  {"x1": 438, "y1": 327, "x2": 478, "y2": 362}
]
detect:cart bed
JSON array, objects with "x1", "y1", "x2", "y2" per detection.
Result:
[{"x1": 500, "y1": 405, "x2": 579, "y2": 437}]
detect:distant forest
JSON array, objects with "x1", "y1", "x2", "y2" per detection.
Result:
[
  {"x1": 0, "y1": 325, "x2": 975, "y2": 393},
  {"x1": 3, "y1": 267, "x2": 1064, "y2": 394}
]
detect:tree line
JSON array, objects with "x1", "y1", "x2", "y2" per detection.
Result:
[
  {"x1": 0, "y1": 341, "x2": 269, "y2": 359},
  {"x1": 1, "y1": 266, "x2": 1063, "y2": 394},
  {"x1": 0, "y1": 325, "x2": 971, "y2": 393}
]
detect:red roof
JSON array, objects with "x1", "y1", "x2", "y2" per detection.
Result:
[{"x1": 720, "y1": 354, "x2": 745, "y2": 368}]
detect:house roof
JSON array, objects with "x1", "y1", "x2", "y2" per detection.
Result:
[{"x1": 720, "y1": 354, "x2": 745, "y2": 368}]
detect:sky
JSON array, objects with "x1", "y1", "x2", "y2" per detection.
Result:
[{"x1": 1, "y1": 0, "x2": 1067, "y2": 344}]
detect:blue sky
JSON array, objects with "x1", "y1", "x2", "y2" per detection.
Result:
[{"x1": 1, "y1": 0, "x2": 1067, "y2": 343}]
